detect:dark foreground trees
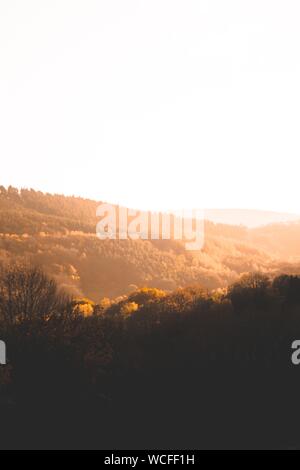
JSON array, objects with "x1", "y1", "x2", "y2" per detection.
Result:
[{"x1": 1, "y1": 267, "x2": 300, "y2": 449}]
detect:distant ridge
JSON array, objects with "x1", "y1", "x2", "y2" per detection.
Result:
[{"x1": 204, "y1": 209, "x2": 300, "y2": 228}]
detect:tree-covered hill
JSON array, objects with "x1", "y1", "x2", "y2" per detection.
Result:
[{"x1": 0, "y1": 186, "x2": 300, "y2": 300}]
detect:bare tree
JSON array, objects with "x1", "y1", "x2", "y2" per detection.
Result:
[{"x1": 0, "y1": 265, "x2": 70, "y2": 324}]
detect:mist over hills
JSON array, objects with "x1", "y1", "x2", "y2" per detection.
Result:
[
  {"x1": 205, "y1": 208, "x2": 300, "y2": 228},
  {"x1": 0, "y1": 185, "x2": 300, "y2": 301}
]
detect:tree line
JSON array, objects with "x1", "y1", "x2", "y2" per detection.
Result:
[{"x1": 1, "y1": 265, "x2": 300, "y2": 449}]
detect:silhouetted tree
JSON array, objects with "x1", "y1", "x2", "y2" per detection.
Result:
[
  {"x1": 228, "y1": 272, "x2": 271, "y2": 311},
  {"x1": 273, "y1": 274, "x2": 300, "y2": 309},
  {"x1": 0, "y1": 265, "x2": 70, "y2": 324}
]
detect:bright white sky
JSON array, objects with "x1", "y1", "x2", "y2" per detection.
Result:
[{"x1": 0, "y1": 1, "x2": 300, "y2": 213}]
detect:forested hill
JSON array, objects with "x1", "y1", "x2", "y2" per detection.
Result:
[
  {"x1": 0, "y1": 185, "x2": 300, "y2": 301},
  {"x1": 0, "y1": 185, "x2": 99, "y2": 234}
]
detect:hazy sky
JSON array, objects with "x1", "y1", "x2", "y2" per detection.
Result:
[{"x1": 0, "y1": 1, "x2": 300, "y2": 213}]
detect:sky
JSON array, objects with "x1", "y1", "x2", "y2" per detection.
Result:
[{"x1": 0, "y1": 1, "x2": 300, "y2": 213}]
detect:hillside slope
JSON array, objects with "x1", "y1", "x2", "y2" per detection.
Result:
[{"x1": 0, "y1": 186, "x2": 299, "y2": 300}]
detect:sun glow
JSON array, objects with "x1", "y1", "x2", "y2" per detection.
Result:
[{"x1": 1, "y1": 1, "x2": 300, "y2": 214}]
